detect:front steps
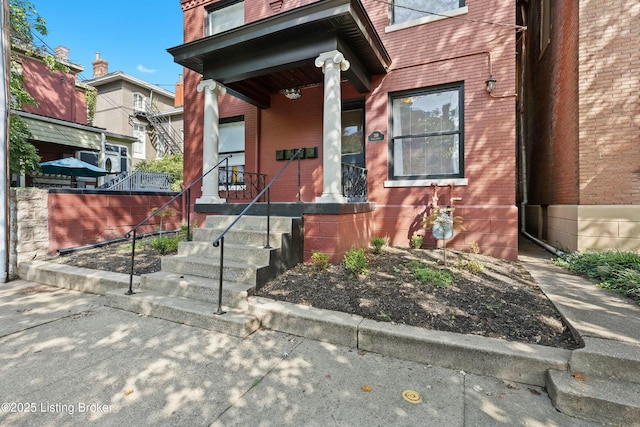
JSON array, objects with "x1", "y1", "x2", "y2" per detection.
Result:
[
  {"x1": 545, "y1": 338, "x2": 640, "y2": 426},
  {"x1": 105, "y1": 215, "x2": 303, "y2": 338}
]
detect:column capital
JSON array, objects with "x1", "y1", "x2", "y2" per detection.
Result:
[
  {"x1": 315, "y1": 50, "x2": 350, "y2": 73},
  {"x1": 197, "y1": 79, "x2": 226, "y2": 95}
]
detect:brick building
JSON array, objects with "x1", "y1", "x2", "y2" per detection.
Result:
[
  {"x1": 519, "y1": 0, "x2": 640, "y2": 251},
  {"x1": 170, "y1": 0, "x2": 519, "y2": 260}
]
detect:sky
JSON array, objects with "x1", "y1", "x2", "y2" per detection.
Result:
[{"x1": 35, "y1": 1, "x2": 185, "y2": 93}]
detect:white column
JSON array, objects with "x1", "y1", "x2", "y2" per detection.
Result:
[
  {"x1": 196, "y1": 79, "x2": 226, "y2": 204},
  {"x1": 315, "y1": 50, "x2": 350, "y2": 203}
]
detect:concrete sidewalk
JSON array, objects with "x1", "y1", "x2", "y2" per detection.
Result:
[{"x1": 0, "y1": 278, "x2": 601, "y2": 427}]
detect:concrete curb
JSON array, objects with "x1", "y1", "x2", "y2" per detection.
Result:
[{"x1": 248, "y1": 296, "x2": 570, "y2": 386}]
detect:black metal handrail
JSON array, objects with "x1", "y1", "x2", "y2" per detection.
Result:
[
  {"x1": 123, "y1": 155, "x2": 232, "y2": 295},
  {"x1": 210, "y1": 148, "x2": 303, "y2": 315}
]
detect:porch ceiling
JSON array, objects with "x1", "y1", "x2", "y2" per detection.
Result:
[{"x1": 168, "y1": 0, "x2": 391, "y2": 109}]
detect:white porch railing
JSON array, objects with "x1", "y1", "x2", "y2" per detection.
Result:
[{"x1": 100, "y1": 171, "x2": 172, "y2": 191}]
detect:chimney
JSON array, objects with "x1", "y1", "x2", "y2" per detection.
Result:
[
  {"x1": 92, "y1": 52, "x2": 109, "y2": 78},
  {"x1": 174, "y1": 74, "x2": 184, "y2": 107},
  {"x1": 54, "y1": 46, "x2": 69, "y2": 62}
]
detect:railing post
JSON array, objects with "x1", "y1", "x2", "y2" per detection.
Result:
[
  {"x1": 224, "y1": 156, "x2": 230, "y2": 196},
  {"x1": 186, "y1": 188, "x2": 191, "y2": 242},
  {"x1": 126, "y1": 229, "x2": 137, "y2": 295},
  {"x1": 297, "y1": 149, "x2": 301, "y2": 202},
  {"x1": 214, "y1": 236, "x2": 226, "y2": 315},
  {"x1": 265, "y1": 187, "x2": 272, "y2": 249}
]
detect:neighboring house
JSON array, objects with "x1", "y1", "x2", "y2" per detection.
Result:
[
  {"x1": 518, "y1": 0, "x2": 640, "y2": 252},
  {"x1": 169, "y1": 0, "x2": 519, "y2": 260},
  {"x1": 13, "y1": 46, "x2": 135, "y2": 188},
  {"x1": 84, "y1": 53, "x2": 184, "y2": 167}
]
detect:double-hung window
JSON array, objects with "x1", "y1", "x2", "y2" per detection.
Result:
[
  {"x1": 206, "y1": 0, "x2": 244, "y2": 36},
  {"x1": 390, "y1": 84, "x2": 463, "y2": 180},
  {"x1": 133, "y1": 93, "x2": 146, "y2": 112},
  {"x1": 391, "y1": 0, "x2": 465, "y2": 27}
]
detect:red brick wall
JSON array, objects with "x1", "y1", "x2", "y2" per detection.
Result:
[
  {"x1": 48, "y1": 192, "x2": 182, "y2": 252},
  {"x1": 20, "y1": 55, "x2": 88, "y2": 124},
  {"x1": 578, "y1": 0, "x2": 640, "y2": 204},
  {"x1": 523, "y1": 0, "x2": 580, "y2": 206},
  {"x1": 304, "y1": 211, "x2": 375, "y2": 263}
]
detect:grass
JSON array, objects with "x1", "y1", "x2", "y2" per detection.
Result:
[{"x1": 553, "y1": 249, "x2": 640, "y2": 304}]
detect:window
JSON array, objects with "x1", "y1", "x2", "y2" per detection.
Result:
[
  {"x1": 206, "y1": 0, "x2": 244, "y2": 36},
  {"x1": 390, "y1": 84, "x2": 463, "y2": 180},
  {"x1": 218, "y1": 118, "x2": 245, "y2": 185},
  {"x1": 132, "y1": 123, "x2": 146, "y2": 159},
  {"x1": 391, "y1": 0, "x2": 464, "y2": 26},
  {"x1": 133, "y1": 93, "x2": 146, "y2": 112}
]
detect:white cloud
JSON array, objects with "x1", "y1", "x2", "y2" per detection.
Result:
[{"x1": 137, "y1": 65, "x2": 157, "y2": 74}]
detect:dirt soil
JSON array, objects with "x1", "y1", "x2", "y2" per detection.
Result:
[{"x1": 46, "y1": 239, "x2": 580, "y2": 350}]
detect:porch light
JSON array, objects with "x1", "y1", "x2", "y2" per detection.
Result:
[
  {"x1": 485, "y1": 76, "x2": 497, "y2": 93},
  {"x1": 283, "y1": 88, "x2": 302, "y2": 100}
]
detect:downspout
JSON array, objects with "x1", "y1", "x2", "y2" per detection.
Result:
[{"x1": 517, "y1": 3, "x2": 563, "y2": 257}]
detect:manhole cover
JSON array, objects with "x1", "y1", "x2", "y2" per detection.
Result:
[{"x1": 402, "y1": 389, "x2": 422, "y2": 404}]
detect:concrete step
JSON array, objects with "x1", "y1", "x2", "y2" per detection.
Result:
[
  {"x1": 177, "y1": 240, "x2": 275, "y2": 265},
  {"x1": 546, "y1": 369, "x2": 640, "y2": 426},
  {"x1": 204, "y1": 215, "x2": 299, "y2": 232},
  {"x1": 140, "y1": 271, "x2": 253, "y2": 308},
  {"x1": 105, "y1": 288, "x2": 260, "y2": 338},
  {"x1": 161, "y1": 255, "x2": 273, "y2": 285},
  {"x1": 19, "y1": 261, "x2": 139, "y2": 296},
  {"x1": 570, "y1": 338, "x2": 640, "y2": 384},
  {"x1": 192, "y1": 227, "x2": 285, "y2": 247}
]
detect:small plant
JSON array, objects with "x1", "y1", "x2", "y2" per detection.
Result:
[
  {"x1": 150, "y1": 234, "x2": 180, "y2": 255},
  {"x1": 410, "y1": 235, "x2": 424, "y2": 249},
  {"x1": 411, "y1": 262, "x2": 453, "y2": 288},
  {"x1": 344, "y1": 248, "x2": 368, "y2": 275},
  {"x1": 370, "y1": 236, "x2": 386, "y2": 254},
  {"x1": 377, "y1": 311, "x2": 392, "y2": 322},
  {"x1": 149, "y1": 207, "x2": 180, "y2": 231},
  {"x1": 311, "y1": 251, "x2": 330, "y2": 270},
  {"x1": 468, "y1": 241, "x2": 480, "y2": 254},
  {"x1": 456, "y1": 259, "x2": 485, "y2": 274}
]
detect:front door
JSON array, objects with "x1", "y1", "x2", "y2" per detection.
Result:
[{"x1": 341, "y1": 100, "x2": 365, "y2": 168}]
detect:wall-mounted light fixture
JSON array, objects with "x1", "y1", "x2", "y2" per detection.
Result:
[
  {"x1": 283, "y1": 88, "x2": 302, "y2": 100},
  {"x1": 485, "y1": 76, "x2": 497, "y2": 94}
]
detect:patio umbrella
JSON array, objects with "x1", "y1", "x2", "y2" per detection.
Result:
[{"x1": 39, "y1": 157, "x2": 109, "y2": 178}]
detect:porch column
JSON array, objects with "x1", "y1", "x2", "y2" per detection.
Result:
[
  {"x1": 196, "y1": 79, "x2": 226, "y2": 205},
  {"x1": 315, "y1": 50, "x2": 350, "y2": 203}
]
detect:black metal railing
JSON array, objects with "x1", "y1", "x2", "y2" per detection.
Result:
[
  {"x1": 210, "y1": 148, "x2": 304, "y2": 315},
  {"x1": 342, "y1": 163, "x2": 368, "y2": 202},
  {"x1": 122, "y1": 155, "x2": 233, "y2": 295},
  {"x1": 219, "y1": 168, "x2": 267, "y2": 201}
]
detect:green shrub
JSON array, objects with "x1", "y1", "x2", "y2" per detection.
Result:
[
  {"x1": 370, "y1": 236, "x2": 386, "y2": 254},
  {"x1": 411, "y1": 262, "x2": 453, "y2": 288},
  {"x1": 150, "y1": 234, "x2": 180, "y2": 255},
  {"x1": 410, "y1": 235, "x2": 424, "y2": 249},
  {"x1": 344, "y1": 248, "x2": 368, "y2": 275},
  {"x1": 311, "y1": 251, "x2": 330, "y2": 270},
  {"x1": 553, "y1": 249, "x2": 640, "y2": 304}
]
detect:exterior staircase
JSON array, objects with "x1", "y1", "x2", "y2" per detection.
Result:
[
  {"x1": 105, "y1": 215, "x2": 303, "y2": 337},
  {"x1": 545, "y1": 338, "x2": 640, "y2": 426}
]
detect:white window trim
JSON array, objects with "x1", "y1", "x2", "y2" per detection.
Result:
[
  {"x1": 386, "y1": 6, "x2": 468, "y2": 33},
  {"x1": 384, "y1": 178, "x2": 468, "y2": 188}
]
